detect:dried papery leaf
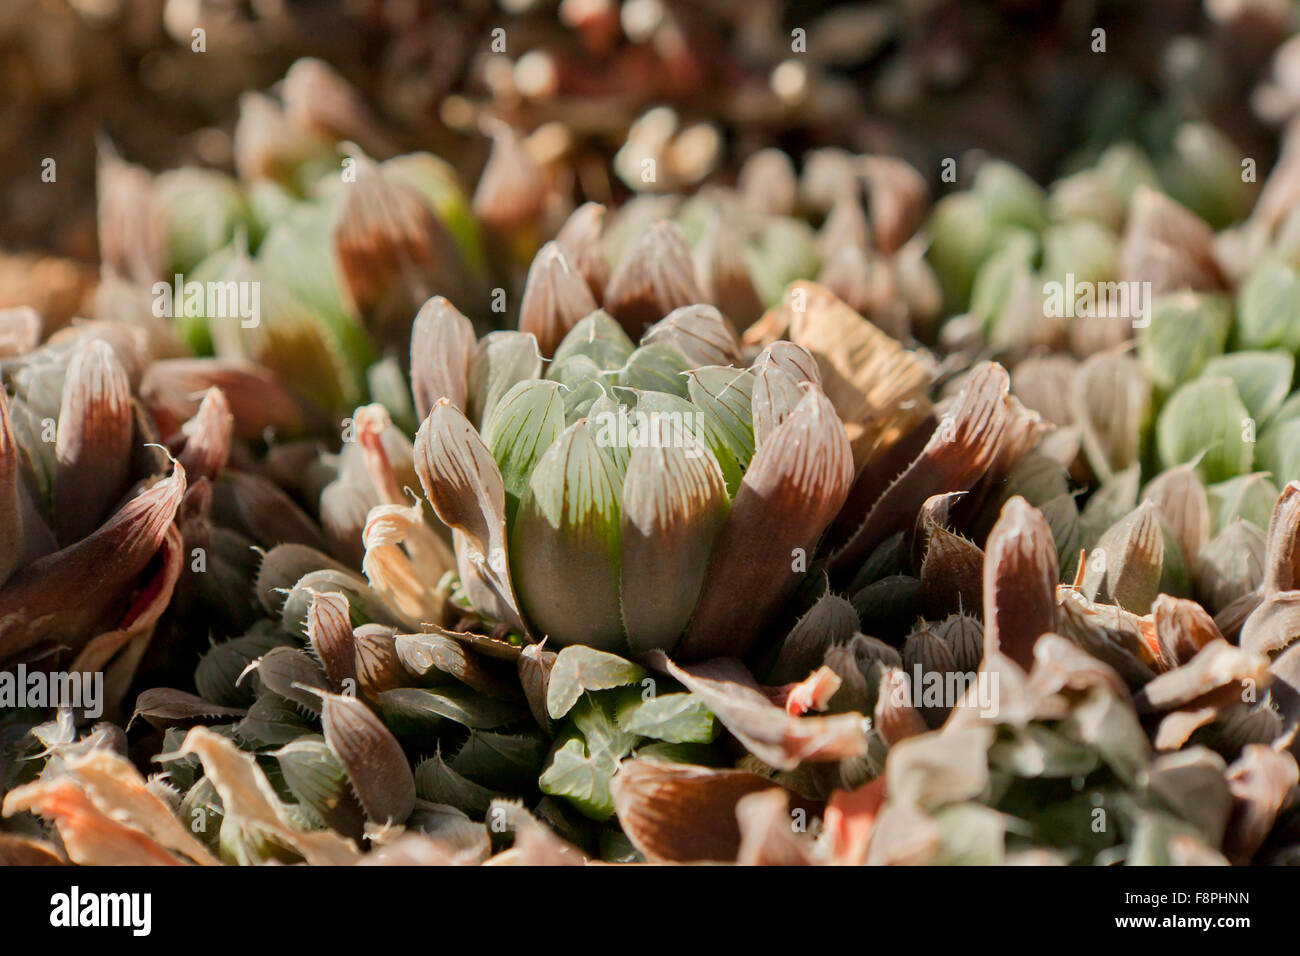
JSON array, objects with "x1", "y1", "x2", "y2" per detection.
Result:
[
  {"x1": 768, "y1": 593, "x2": 859, "y2": 685},
  {"x1": 817, "y1": 245, "x2": 910, "y2": 342},
  {"x1": 621, "y1": 417, "x2": 729, "y2": 654},
  {"x1": 1240, "y1": 590, "x2": 1300, "y2": 656},
  {"x1": 1143, "y1": 465, "x2": 1210, "y2": 570},
  {"x1": 980, "y1": 496, "x2": 1058, "y2": 670},
  {"x1": 174, "y1": 388, "x2": 233, "y2": 484},
  {"x1": 483, "y1": 800, "x2": 588, "y2": 866},
  {"x1": 467, "y1": 330, "x2": 544, "y2": 429},
  {"x1": 861, "y1": 155, "x2": 928, "y2": 254},
  {"x1": 361, "y1": 502, "x2": 451, "y2": 627},
  {"x1": 517, "y1": 642, "x2": 556, "y2": 731},
  {"x1": 415, "y1": 400, "x2": 525, "y2": 634},
  {"x1": 52, "y1": 338, "x2": 133, "y2": 544},
  {"x1": 1054, "y1": 588, "x2": 1158, "y2": 686},
  {"x1": 332, "y1": 153, "x2": 461, "y2": 322},
  {"x1": 2, "y1": 777, "x2": 183, "y2": 866},
  {"x1": 282, "y1": 58, "x2": 393, "y2": 155},
  {"x1": 96, "y1": 150, "x2": 164, "y2": 285},
  {"x1": 735, "y1": 789, "x2": 818, "y2": 865},
  {"x1": 1027, "y1": 633, "x2": 1131, "y2": 703},
  {"x1": 0, "y1": 461, "x2": 185, "y2": 662},
  {"x1": 44, "y1": 748, "x2": 220, "y2": 864},
  {"x1": 874, "y1": 666, "x2": 928, "y2": 746},
  {"x1": 131, "y1": 688, "x2": 247, "y2": 730},
  {"x1": 0, "y1": 305, "x2": 42, "y2": 357},
  {"x1": 693, "y1": 212, "x2": 764, "y2": 331},
  {"x1": 823, "y1": 776, "x2": 886, "y2": 866},
  {"x1": 775, "y1": 282, "x2": 931, "y2": 457},
  {"x1": 750, "y1": 362, "x2": 806, "y2": 452},
  {"x1": 472, "y1": 122, "x2": 545, "y2": 233},
  {"x1": 1080, "y1": 501, "x2": 1165, "y2": 614},
  {"x1": 555, "y1": 202, "x2": 609, "y2": 303},
  {"x1": 1224, "y1": 745, "x2": 1299, "y2": 863},
  {"x1": 306, "y1": 589, "x2": 358, "y2": 692},
  {"x1": 1069, "y1": 348, "x2": 1149, "y2": 483},
  {"x1": 865, "y1": 800, "x2": 940, "y2": 865},
  {"x1": 886, "y1": 726, "x2": 993, "y2": 812},
  {"x1": 410, "y1": 296, "x2": 476, "y2": 419},
  {"x1": 604, "y1": 219, "x2": 703, "y2": 338},
  {"x1": 611, "y1": 759, "x2": 797, "y2": 863},
  {"x1": 1119, "y1": 186, "x2": 1225, "y2": 294},
  {"x1": 920, "y1": 526, "x2": 984, "y2": 620},
  {"x1": 781, "y1": 666, "x2": 843, "y2": 716},
  {"x1": 831, "y1": 362, "x2": 1008, "y2": 573},
  {"x1": 1149, "y1": 594, "x2": 1221, "y2": 671},
  {"x1": 159, "y1": 726, "x2": 361, "y2": 865},
  {"x1": 1135, "y1": 640, "x2": 1271, "y2": 714},
  {"x1": 518, "y1": 242, "x2": 599, "y2": 358},
  {"x1": 681, "y1": 386, "x2": 853, "y2": 660},
  {"x1": 648, "y1": 653, "x2": 870, "y2": 769},
  {"x1": 1154, "y1": 707, "x2": 1219, "y2": 751},
  {"x1": 254, "y1": 647, "x2": 329, "y2": 715},
  {"x1": 1264, "y1": 482, "x2": 1300, "y2": 594},
  {"x1": 141, "y1": 358, "x2": 305, "y2": 441},
  {"x1": 316, "y1": 689, "x2": 415, "y2": 825}
]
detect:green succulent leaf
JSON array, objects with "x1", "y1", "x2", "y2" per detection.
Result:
[
  {"x1": 612, "y1": 687, "x2": 718, "y2": 744},
  {"x1": 482, "y1": 379, "x2": 566, "y2": 524},
  {"x1": 546, "y1": 645, "x2": 647, "y2": 719},
  {"x1": 1137, "y1": 292, "x2": 1231, "y2": 393},
  {"x1": 1200, "y1": 350, "x2": 1294, "y2": 423},
  {"x1": 1155, "y1": 377, "x2": 1253, "y2": 483}
]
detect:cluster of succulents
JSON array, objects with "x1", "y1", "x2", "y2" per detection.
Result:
[{"x1": 12, "y1": 4, "x2": 1300, "y2": 869}]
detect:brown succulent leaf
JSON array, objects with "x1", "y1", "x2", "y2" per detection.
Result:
[
  {"x1": 1011, "y1": 355, "x2": 1078, "y2": 428},
  {"x1": 874, "y1": 666, "x2": 928, "y2": 746},
  {"x1": 920, "y1": 525, "x2": 984, "y2": 620},
  {"x1": 1119, "y1": 186, "x2": 1226, "y2": 294},
  {"x1": 414, "y1": 399, "x2": 526, "y2": 634},
  {"x1": 555, "y1": 201, "x2": 609, "y2": 303},
  {"x1": 767, "y1": 591, "x2": 859, "y2": 686},
  {"x1": 1215, "y1": 587, "x2": 1264, "y2": 642},
  {"x1": 131, "y1": 687, "x2": 247, "y2": 730},
  {"x1": 282, "y1": 57, "x2": 394, "y2": 156},
  {"x1": 983, "y1": 497, "x2": 1058, "y2": 670},
  {"x1": 333, "y1": 153, "x2": 462, "y2": 322},
  {"x1": 861, "y1": 155, "x2": 928, "y2": 254},
  {"x1": 472, "y1": 122, "x2": 545, "y2": 232},
  {"x1": 96, "y1": 150, "x2": 164, "y2": 285},
  {"x1": 158, "y1": 726, "x2": 361, "y2": 865},
  {"x1": 641, "y1": 302, "x2": 741, "y2": 368},
  {"x1": 753, "y1": 341, "x2": 822, "y2": 386},
  {"x1": 394, "y1": 630, "x2": 519, "y2": 697},
  {"x1": 318, "y1": 689, "x2": 416, "y2": 825},
  {"x1": 750, "y1": 362, "x2": 805, "y2": 452},
  {"x1": 603, "y1": 219, "x2": 703, "y2": 338},
  {"x1": 0, "y1": 387, "x2": 25, "y2": 586},
  {"x1": 0, "y1": 461, "x2": 185, "y2": 663},
  {"x1": 253, "y1": 646, "x2": 330, "y2": 715},
  {"x1": 1069, "y1": 348, "x2": 1149, "y2": 483},
  {"x1": 611, "y1": 758, "x2": 805, "y2": 863},
  {"x1": 693, "y1": 212, "x2": 764, "y2": 331},
  {"x1": 52, "y1": 338, "x2": 133, "y2": 545},
  {"x1": 680, "y1": 385, "x2": 853, "y2": 660},
  {"x1": 648, "y1": 653, "x2": 870, "y2": 769},
  {"x1": 0, "y1": 834, "x2": 64, "y2": 866},
  {"x1": 306, "y1": 589, "x2": 358, "y2": 692},
  {"x1": 1152, "y1": 594, "x2": 1224, "y2": 669},
  {"x1": 173, "y1": 387, "x2": 233, "y2": 484},
  {"x1": 354, "y1": 624, "x2": 415, "y2": 698},
  {"x1": 1054, "y1": 588, "x2": 1158, "y2": 686},
  {"x1": 141, "y1": 358, "x2": 305, "y2": 441},
  {"x1": 1223, "y1": 744, "x2": 1299, "y2": 863},
  {"x1": 410, "y1": 295, "x2": 476, "y2": 419},
  {"x1": 216, "y1": 470, "x2": 329, "y2": 553},
  {"x1": 1079, "y1": 500, "x2": 1165, "y2": 614},
  {"x1": 831, "y1": 362, "x2": 1008, "y2": 573},
  {"x1": 517, "y1": 641, "x2": 557, "y2": 731},
  {"x1": 1134, "y1": 640, "x2": 1271, "y2": 715},
  {"x1": 518, "y1": 242, "x2": 598, "y2": 357}
]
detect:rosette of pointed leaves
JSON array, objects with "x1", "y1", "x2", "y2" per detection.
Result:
[{"x1": 0, "y1": 324, "x2": 186, "y2": 705}]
